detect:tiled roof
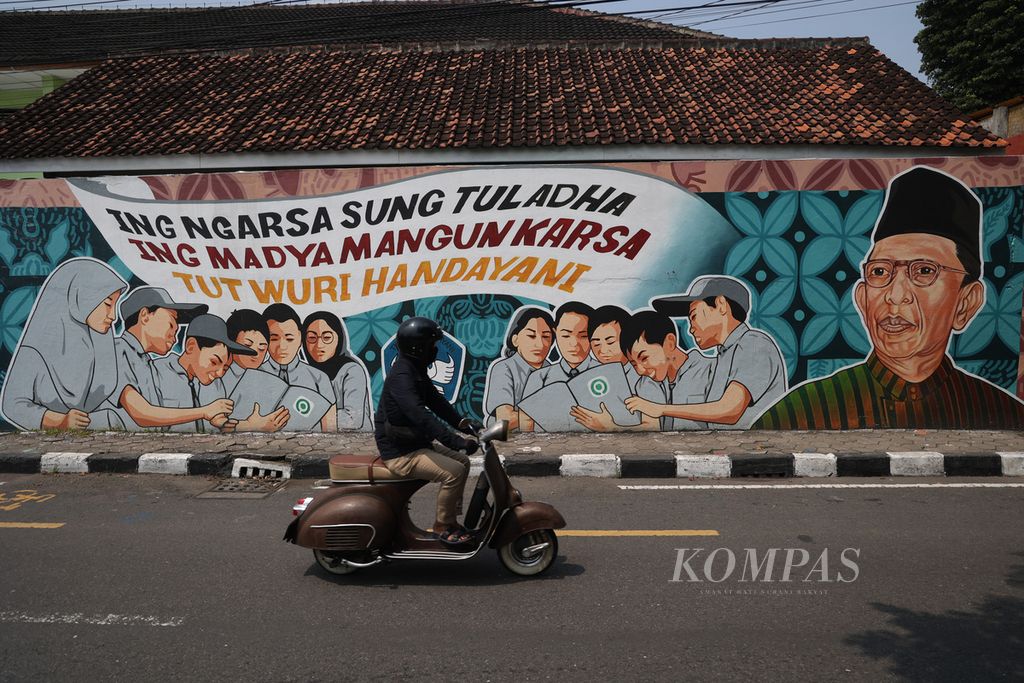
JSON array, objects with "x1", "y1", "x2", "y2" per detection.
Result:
[
  {"x1": 0, "y1": 41, "x2": 1001, "y2": 158},
  {"x1": 0, "y1": 1, "x2": 712, "y2": 66}
]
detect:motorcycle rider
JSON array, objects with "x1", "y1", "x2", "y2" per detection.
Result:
[{"x1": 375, "y1": 317, "x2": 483, "y2": 545}]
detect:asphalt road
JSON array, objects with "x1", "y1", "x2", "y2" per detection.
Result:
[{"x1": 1, "y1": 472, "x2": 1022, "y2": 682}]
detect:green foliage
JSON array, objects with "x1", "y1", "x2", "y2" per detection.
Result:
[{"x1": 914, "y1": 0, "x2": 1024, "y2": 112}]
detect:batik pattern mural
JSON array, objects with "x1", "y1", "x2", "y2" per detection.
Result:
[{"x1": 0, "y1": 158, "x2": 1021, "y2": 432}]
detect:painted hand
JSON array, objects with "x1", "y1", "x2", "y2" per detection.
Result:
[
  {"x1": 203, "y1": 399, "x2": 234, "y2": 421},
  {"x1": 428, "y1": 358, "x2": 455, "y2": 384},
  {"x1": 61, "y1": 409, "x2": 91, "y2": 430},
  {"x1": 246, "y1": 403, "x2": 290, "y2": 432},
  {"x1": 625, "y1": 396, "x2": 663, "y2": 418},
  {"x1": 570, "y1": 402, "x2": 618, "y2": 432}
]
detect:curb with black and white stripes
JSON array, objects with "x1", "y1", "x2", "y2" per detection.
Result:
[{"x1": 2, "y1": 450, "x2": 1024, "y2": 478}]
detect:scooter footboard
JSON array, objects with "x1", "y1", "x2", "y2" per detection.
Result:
[{"x1": 488, "y1": 502, "x2": 566, "y2": 549}]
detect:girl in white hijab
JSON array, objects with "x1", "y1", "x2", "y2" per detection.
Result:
[{"x1": 1, "y1": 258, "x2": 128, "y2": 430}]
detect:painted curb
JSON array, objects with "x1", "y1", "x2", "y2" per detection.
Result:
[
  {"x1": 943, "y1": 453, "x2": 1002, "y2": 477},
  {"x1": 1, "y1": 451, "x2": 1022, "y2": 479},
  {"x1": 675, "y1": 454, "x2": 731, "y2": 478},
  {"x1": 560, "y1": 454, "x2": 620, "y2": 478},
  {"x1": 997, "y1": 452, "x2": 1024, "y2": 477},
  {"x1": 0, "y1": 452, "x2": 43, "y2": 473},
  {"x1": 87, "y1": 453, "x2": 139, "y2": 474},
  {"x1": 138, "y1": 453, "x2": 191, "y2": 475},
  {"x1": 620, "y1": 457, "x2": 676, "y2": 478},
  {"x1": 836, "y1": 453, "x2": 890, "y2": 477},
  {"x1": 187, "y1": 452, "x2": 232, "y2": 476},
  {"x1": 504, "y1": 457, "x2": 560, "y2": 477},
  {"x1": 730, "y1": 453, "x2": 794, "y2": 478},
  {"x1": 40, "y1": 452, "x2": 92, "y2": 474},
  {"x1": 793, "y1": 453, "x2": 837, "y2": 478},
  {"x1": 888, "y1": 452, "x2": 944, "y2": 476}
]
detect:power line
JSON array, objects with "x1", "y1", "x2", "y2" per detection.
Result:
[{"x1": 709, "y1": 0, "x2": 918, "y2": 28}]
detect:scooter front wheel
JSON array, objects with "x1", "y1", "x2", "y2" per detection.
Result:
[
  {"x1": 314, "y1": 549, "x2": 360, "y2": 576},
  {"x1": 498, "y1": 529, "x2": 557, "y2": 576}
]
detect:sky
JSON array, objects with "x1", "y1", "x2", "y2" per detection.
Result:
[
  {"x1": 619, "y1": 0, "x2": 927, "y2": 80},
  {"x1": 12, "y1": 0, "x2": 929, "y2": 81}
]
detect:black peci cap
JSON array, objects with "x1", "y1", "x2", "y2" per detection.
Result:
[{"x1": 873, "y1": 166, "x2": 982, "y2": 273}]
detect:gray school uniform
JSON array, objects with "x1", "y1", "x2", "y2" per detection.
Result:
[
  {"x1": 521, "y1": 355, "x2": 599, "y2": 399},
  {"x1": 624, "y1": 363, "x2": 642, "y2": 395},
  {"x1": 705, "y1": 323, "x2": 787, "y2": 429},
  {"x1": 330, "y1": 362, "x2": 372, "y2": 431},
  {"x1": 1, "y1": 347, "x2": 122, "y2": 430},
  {"x1": 223, "y1": 362, "x2": 246, "y2": 395},
  {"x1": 262, "y1": 355, "x2": 334, "y2": 400},
  {"x1": 150, "y1": 354, "x2": 228, "y2": 433},
  {"x1": 635, "y1": 351, "x2": 715, "y2": 431},
  {"x1": 484, "y1": 353, "x2": 543, "y2": 419},
  {"x1": 108, "y1": 332, "x2": 161, "y2": 430}
]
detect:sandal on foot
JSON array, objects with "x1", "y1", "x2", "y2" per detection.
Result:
[{"x1": 436, "y1": 527, "x2": 473, "y2": 545}]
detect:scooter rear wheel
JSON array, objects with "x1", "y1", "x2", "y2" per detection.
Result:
[
  {"x1": 498, "y1": 529, "x2": 557, "y2": 576},
  {"x1": 314, "y1": 549, "x2": 360, "y2": 575}
]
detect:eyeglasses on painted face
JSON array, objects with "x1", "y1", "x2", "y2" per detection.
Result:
[
  {"x1": 862, "y1": 259, "x2": 968, "y2": 288},
  {"x1": 305, "y1": 331, "x2": 336, "y2": 344}
]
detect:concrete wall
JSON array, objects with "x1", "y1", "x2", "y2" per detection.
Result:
[{"x1": 0, "y1": 157, "x2": 1022, "y2": 433}]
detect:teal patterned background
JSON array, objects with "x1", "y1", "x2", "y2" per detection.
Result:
[{"x1": 1, "y1": 183, "x2": 1021, "y2": 427}]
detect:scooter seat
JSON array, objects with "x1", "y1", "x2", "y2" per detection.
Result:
[{"x1": 329, "y1": 454, "x2": 406, "y2": 482}]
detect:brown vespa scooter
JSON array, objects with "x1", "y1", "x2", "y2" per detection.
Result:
[{"x1": 284, "y1": 420, "x2": 566, "y2": 576}]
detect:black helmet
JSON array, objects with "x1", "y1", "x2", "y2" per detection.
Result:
[{"x1": 396, "y1": 316, "x2": 443, "y2": 361}]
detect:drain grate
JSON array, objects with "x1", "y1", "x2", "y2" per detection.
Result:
[{"x1": 196, "y1": 478, "x2": 287, "y2": 499}]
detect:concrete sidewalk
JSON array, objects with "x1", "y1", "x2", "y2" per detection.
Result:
[{"x1": 1, "y1": 429, "x2": 1023, "y2": 478}]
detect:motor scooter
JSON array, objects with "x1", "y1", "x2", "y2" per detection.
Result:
[{"x1": 283, "y1": 420, "x2": 566, "y2": 576}]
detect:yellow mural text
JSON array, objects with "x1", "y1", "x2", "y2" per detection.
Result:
[{"x1": 362, "y1": 257, "x2": 591, "y2": 297}]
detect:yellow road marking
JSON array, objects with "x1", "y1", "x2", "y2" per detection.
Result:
[
  {"x1": 0, "y1": 522, "x2": 65, "y2": 529},
  {"x1": 559, "y1": 529, "x2": 719, "y2": 537}
]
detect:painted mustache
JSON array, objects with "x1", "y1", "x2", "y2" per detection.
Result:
[{"x1": 877, "y1": 315, "x2": 916, "y2": 333}]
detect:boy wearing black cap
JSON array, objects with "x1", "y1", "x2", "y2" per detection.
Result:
[{"x1": 755, "y1": 166, "x2": 1024, "y2": 429}]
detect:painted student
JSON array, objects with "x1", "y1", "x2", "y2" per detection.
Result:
[
  {"x1": 521, "y1": 301, "x2": 598, "y2": 399},
  {"x1": 572, "y1": 310, "x2": 711, "y2": 431},
  {"x1": 1, "y1": 258, "x2": 128, "y2": 430},
  {"x1": 586, "y1": 305, "x2": 642, "y2": 393},
  {"x1": 149, "y1": 313, "x2": 255, "y2": 433},
  {"x1": 109, "y1": 286, "x2": 215, "y2": 430},
  {"x1": 302, "y1": 311, "x2": 372, "y2": 431},
  {"x1": 483, "y1": 306, "x2": 555, "y2": 432},
  {"x1": 627, "y1": 276, "x2": 786, "y2": 429},
  {"x1": 755, "y1": 167, "x2": 1024, "y2": 429},
  {"x1": 261, "y1": 303, "x2": 337, "y2": 432},
  {"x1": 223, "y1": 308, "x2": 290, "y2": 432}
]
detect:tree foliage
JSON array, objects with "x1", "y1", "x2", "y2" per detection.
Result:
[{"x1": 915, "y1": 0, "x2": 1024, "y2": 113}]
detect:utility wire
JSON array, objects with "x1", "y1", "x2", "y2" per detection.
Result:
[{"x1": 707, "y1": 0, "x2": 917, "y2": 28}]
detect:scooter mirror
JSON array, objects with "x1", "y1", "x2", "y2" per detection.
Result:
[{"x1": 479, "y1": 419, "x2": 509, "y2": 443}]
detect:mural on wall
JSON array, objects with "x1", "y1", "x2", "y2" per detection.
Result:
[{"x1": 0, "y1": 158, "x2": 1021, "y2": 432}]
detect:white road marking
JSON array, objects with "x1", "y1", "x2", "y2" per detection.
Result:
[
  {"x1": 619, "y1": 483, "x2": 1024, "y2": 490},
  {"x1": 0, "y1": 611, "x2": 183, "y2": 627}
]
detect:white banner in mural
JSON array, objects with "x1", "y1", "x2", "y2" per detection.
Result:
[{"x1": 69, "y1": 167, "x2": 737, "y2": 318}]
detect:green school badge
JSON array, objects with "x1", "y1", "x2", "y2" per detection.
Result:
[
  {"x1": 293, "y1": 397, "x2": 312, "y2": 416},
  {"x1": 588, "y1": 376, "x2": 609, "y2": 397}
]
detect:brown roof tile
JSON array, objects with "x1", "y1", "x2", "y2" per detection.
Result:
[{"x1": 0, "y1": 41, "x2": 1002, "y2": 158}]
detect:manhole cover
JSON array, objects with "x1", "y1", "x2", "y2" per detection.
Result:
[{"x1": 196, "y1": 478, "x2": 287, "y2": 499}]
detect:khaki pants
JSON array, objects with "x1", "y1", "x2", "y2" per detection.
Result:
[{"x1": 384, "y1": 444, "x2": 470, "y2": 526}]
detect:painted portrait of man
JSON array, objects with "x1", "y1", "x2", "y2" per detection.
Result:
[{"x1": 755, "y1": 166, "x2": 1024, "y2": 429}]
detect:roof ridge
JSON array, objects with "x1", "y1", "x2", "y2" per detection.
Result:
[{"x1": 103, "y1": 36, "x2": 876, "y2": 60}]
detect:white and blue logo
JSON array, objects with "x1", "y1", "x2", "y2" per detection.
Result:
[{"x1": 381, "y1": 329, "x2": 467, "y2": 402}]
